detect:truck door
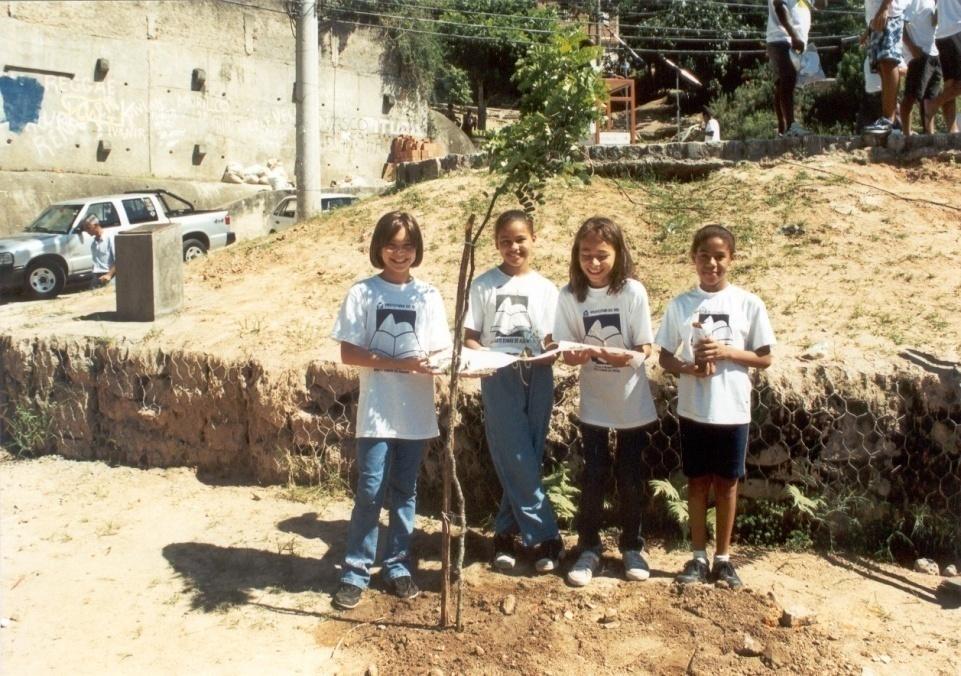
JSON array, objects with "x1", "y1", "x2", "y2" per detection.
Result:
[{"x1": 69, "y1": 201, "x2": 123, "y2": 274}]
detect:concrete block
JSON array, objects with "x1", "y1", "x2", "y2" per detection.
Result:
[
  {"x1": 115, "y1": 222, "x2": 184, "y2": 322},
  {"x1": 420, "y1": 158, "x2": 441, "y2": 181}
]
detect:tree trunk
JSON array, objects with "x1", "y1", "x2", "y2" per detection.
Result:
[{"x1": 478, "y1": 79, "x2": 487, "y2": 132}]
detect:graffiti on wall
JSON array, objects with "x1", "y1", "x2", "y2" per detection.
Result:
[{"x1": 0, "y1": 75, "x2": 45, "y2": 133}]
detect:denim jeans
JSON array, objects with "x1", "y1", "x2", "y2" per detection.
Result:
[
  {"x1": 481, "y1": 362, "x2": 559, "y2": 547},
  {"x1": 576, "y1": 422, "x2": 649, "y2": 553},
  {"x1": 340, "y1": 437, "x2": 425, "y2": 589}
]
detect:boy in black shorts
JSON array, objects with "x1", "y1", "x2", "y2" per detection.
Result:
[
  {"x1": 902, "y1": 0, "x2": 943, "y2": 134},
  {"x1": 926, "y1": 0, "x2": 961, "y2": 132},
  {"x1": 766, "y1": 0, "x2": 813, "y2": 136}
]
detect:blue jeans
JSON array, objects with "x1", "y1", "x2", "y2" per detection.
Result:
[
  {"x1": 576, "y1": 423, "x2": 649, "y2": 553},
  {"x1": 340, "y1": 437, "x2": 425, "y2": 589},
  {"x1": 481, "y1": 363, "x2": 559, "y2": 547}
]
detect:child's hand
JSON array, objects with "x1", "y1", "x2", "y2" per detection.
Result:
[
  {"x1": 689, "y1": 361, "x2": 716, "y2": 378},
  {"x1": 562, "y1": 349, "x2": 592, "y2": 366},
  {"x1": 791, "y1": 36, "x2": 804, "y2": 52},
  {"x1": 694, "y1": 338, "x2": 729, "y2": 363},
  {"x1": 397, "y1": 356, "x2": 437, "y2": 374},
  {"x1": 594, "y1": 348, "x2": 633, "y2": 367}
]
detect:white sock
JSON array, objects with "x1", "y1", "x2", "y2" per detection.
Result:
[
  {"x1": 693, "y1": 549, "x2": 708, "y2": 564},
  {"x1": 714, "y1": 553, "x2": 730, "y2": 563}
]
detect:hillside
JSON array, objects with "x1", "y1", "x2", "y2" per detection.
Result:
[{"x1": 5, "y1": 153, "x2": 960, "y2": 374}]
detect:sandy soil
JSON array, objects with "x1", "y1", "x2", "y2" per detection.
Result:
[
  {"x1": 2, "y1": 153, "x2": 959, "y2": 377},
  {"x1": 3, "y1": 452, "x2": 959, "y2": 675}
]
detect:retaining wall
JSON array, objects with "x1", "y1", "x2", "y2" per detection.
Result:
[
  {"x1": 0, "y1": 0, "x2": 426, "y2": 217},
  {"x1": 2, "y1": 334, "x2": 958, "y2": 527}
]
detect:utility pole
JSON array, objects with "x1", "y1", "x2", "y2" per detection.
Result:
[{"x1": 295, "y1": 0, "x2": 322, "y2": 219}]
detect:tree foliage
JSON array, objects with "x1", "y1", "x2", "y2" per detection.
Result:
[{"x1": 487, "y1": 29, "x2": 607, "y2": 206}]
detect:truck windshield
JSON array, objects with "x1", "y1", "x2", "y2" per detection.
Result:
[{"x1": 25, "y1": 205, "x2": 83, "y2": 234}]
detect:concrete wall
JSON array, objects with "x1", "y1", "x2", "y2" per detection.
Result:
[{"x1": 0, "y1": 0, "x2": 427, "y2": 189}]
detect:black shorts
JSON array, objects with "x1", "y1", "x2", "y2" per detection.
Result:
[
  {"x1": 936, "y1": 31, "x2": 961, "y2": 82},
  {"x1": 679, "y1": 417, "x2": 749, "y2": 480},
  {"x1": 767, "y1": 41, "x2": 798, "y2": 87},
  {"x1": 905, "y1": 54, "x2": 943, "y2": 101}
]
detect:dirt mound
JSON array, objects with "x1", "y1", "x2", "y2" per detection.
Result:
[{"x1": 319, "y1": 560, "x2": 851, "y2": 675}]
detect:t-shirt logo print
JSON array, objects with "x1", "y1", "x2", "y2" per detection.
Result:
[
  {"x1": 492, "y1": 294, "x2": 534, "y2": 340},
  {"x1": 369, "y1": 307, "x2": 423, "y2": 358},
  {"x1": 696, "y1": 312, "x2": 734, "y2": 344},
  {"x1": 583, "y1": 311, "x2": 624, "y2": 365}
]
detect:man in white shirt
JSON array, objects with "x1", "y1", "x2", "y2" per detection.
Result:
[
  {"x1": 864, "y1": 0, "x2": 909, "y2": 134},
  {"x1": 767, "y1": 0, "x2": 815, "y2": 136},
  {"x1": 81, "y1": 215, "x2": 116, "y2": 288},
  {"x1": 702, "y1": 107, "x2": 721, "y2": 142}
]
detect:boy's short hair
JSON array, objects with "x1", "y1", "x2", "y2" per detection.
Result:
[
  {"x1": 369, "y1": 211, "x2": 424, "y2": 269},
  {"x1": 493, "y1": 209, "x2": 534, "y2": 237},
  {"x1": 690, "y1": 223, "x2": 736, "y2": 256},
  {"x1": 702, "y1": 106, "x2": 714, "y2": 118}
]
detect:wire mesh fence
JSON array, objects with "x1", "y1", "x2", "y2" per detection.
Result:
[{"x1": 1, "y1": 335, "x2": 959, "y2": 558}]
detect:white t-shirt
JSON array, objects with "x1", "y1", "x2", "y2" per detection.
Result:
[
  {"x1": 866, "y1": 0, "x2": 906, "y2": 24},
  {"x1": 904, "y1": 0, "x2": 939, "y2": 54},
  {"x1": 90, "y1": 231, "x2": 116, "y2": 273},
  {"x1": 767, "y1": 0, "x2": 812, "y2": 45},
  {"x1": 655, "y1": 285, "x2": 776, "y2": 426},
  {"x1": 936, "y1": 0, "x2": 961, "y2": 39},
  {"x1": 465, "y1": 267, "x2": 558, "y2": 355},
  {"x1": 705, "y1": 118, "x2": 721, "y2": 142},
  {"x1": 331, "y1": 275, "x2": 451, "y2": 440},
  {"x1": 553, "y1": 279, "x2": 657, "y2": 429}
]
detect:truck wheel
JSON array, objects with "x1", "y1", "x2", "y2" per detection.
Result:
[
  {"x1": 24, "y1": 260, "x2": 66, "y2": 299},
  {"x1": 182, "y1": 238, "x2": 207, "y2": 262}
]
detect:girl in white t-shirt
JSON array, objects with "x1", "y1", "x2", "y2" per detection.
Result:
[
  {"x1": 464, "y1": 210, "x2": 564, "y2": 574},
  {"x1": 655, "y1": 224, "x2": 776, "y2": 591},
  {"x1": 549, "y1": 217, "x2": 657, "y2": 588},
  {"x1": 330, "y1": 211, "x2": 451, "y2": 610}
]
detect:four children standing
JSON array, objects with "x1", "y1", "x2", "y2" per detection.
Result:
[{"x1": 331, "y1": 210, "x2": 775, "y2": 610}]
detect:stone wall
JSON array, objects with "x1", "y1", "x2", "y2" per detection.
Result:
[
  {"x1": 2, "y1": 334, "x2": 958, "y2": 527},
  {"x1": 0, "y1": 0, "x2": 426, "y2": 204}
]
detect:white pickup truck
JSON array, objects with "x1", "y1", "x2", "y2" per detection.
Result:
[{"x1": 0, "y1": 190, "x2": 235, "y2": 299}]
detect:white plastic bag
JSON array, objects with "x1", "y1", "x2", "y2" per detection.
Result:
[
  {"x1": 864, "y1": 56, "x2": 882, "y2": 94},
  {"x1": 797, "y1": 44, "x2": 826, "y2": 87}
]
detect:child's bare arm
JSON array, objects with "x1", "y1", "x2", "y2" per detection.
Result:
[
  {"x1": 658, "y1": 347, "x2": 714, "y2": 378},
  {"x1": 463, "y1": 328, "x2": 484, "y2": 351},
  {"x1": 340, "y1": 341, "x2": 434, "y2": 374},
  {"x1": 694, "y1": 340, "x2": 773, "y2": 370},
  {"x1": 774, "y1": 0, "x2": 805, "y2": 51}
]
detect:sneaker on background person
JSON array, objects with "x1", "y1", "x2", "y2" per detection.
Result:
[
  {"x1": 784, "y1": 121, "x2": 812, "y2": 137},
  {"x1": 864, "y1": 116, "x2": 895, "y2": 134}
]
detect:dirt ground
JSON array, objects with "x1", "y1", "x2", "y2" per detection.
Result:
[{"x1": 3, "y1": 452, "x2": 959, "y2": 675}]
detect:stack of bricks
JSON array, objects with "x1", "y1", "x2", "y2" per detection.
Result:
[{"x1": 389, "y1": 136, "x2": 443, "y2": 163}]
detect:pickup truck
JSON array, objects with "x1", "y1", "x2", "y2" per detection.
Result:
[
  {"x1": 268, "y1": 193, "x2": 358, "y2": 233},
  {"x1": 0, "y1": 190, "x2": 235, "y2": 299}
]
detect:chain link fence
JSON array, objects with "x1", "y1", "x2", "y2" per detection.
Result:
[{"x1": 2, "y1": 335, "x2": 959, "y2": 558}]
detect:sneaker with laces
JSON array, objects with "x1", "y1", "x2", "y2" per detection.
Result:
[
  {"x1": 533, "y1": 537, "x2": 564, "y2": 573},
  {"x1": 332, "y1": 582, "x2": 363, "y2": 609},
  {"x1": 674, "y1": 558, "x2": 709, "y2": 585},
  {"x1": 492, "y1": 532, "x2": 517, "y2": 571},
  {"x1": 784, "y1": 121, "x2": 812, "y2": 137},
  {"x1": 386, "y1": 575, "x2": 420, "y2": 599},
  {"x1": 566, "y1": 549, "x2": 601, "y2": 587},
  {"x1": 710, "y1": 560, "x2": 743, "y2": 590},
  {"x1": 863, "y1": 117, "x2": 894, "y2": 135},
  {"x1": 622, "y1": 550, "x2": 650, "y2": 581}
]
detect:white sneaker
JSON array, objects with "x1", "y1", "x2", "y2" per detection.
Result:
[
  {"x1": 566, "y1": 550, "x2": 601, "y2": 587},
  {"x1": 493, "y1": 552, "x2": 516, "y2": 571},
  {"x1": 623, "y1": 550, "x2": 650, "y2": 581}
]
